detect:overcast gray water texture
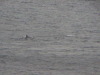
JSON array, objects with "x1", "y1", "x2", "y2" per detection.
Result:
[{"x1": 0, "y1": 0, "x2": 100, "y2": 75}]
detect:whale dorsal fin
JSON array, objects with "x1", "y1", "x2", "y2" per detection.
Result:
[{"x1": 25, "y1": 35, "x2": 30, "y2": 40}]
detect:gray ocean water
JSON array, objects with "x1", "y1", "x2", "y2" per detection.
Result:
[{"x1": 0, "y1": 0, "x2": 100, "y2": 75}]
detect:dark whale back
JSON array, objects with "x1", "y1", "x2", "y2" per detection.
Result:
[{"x1": 25, "y1": 35, "x2": 31, "y2": 40}]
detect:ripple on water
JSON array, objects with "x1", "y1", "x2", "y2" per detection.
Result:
[{"x1": 0, "y1": 48, "x2": 9, "y2": 51}]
